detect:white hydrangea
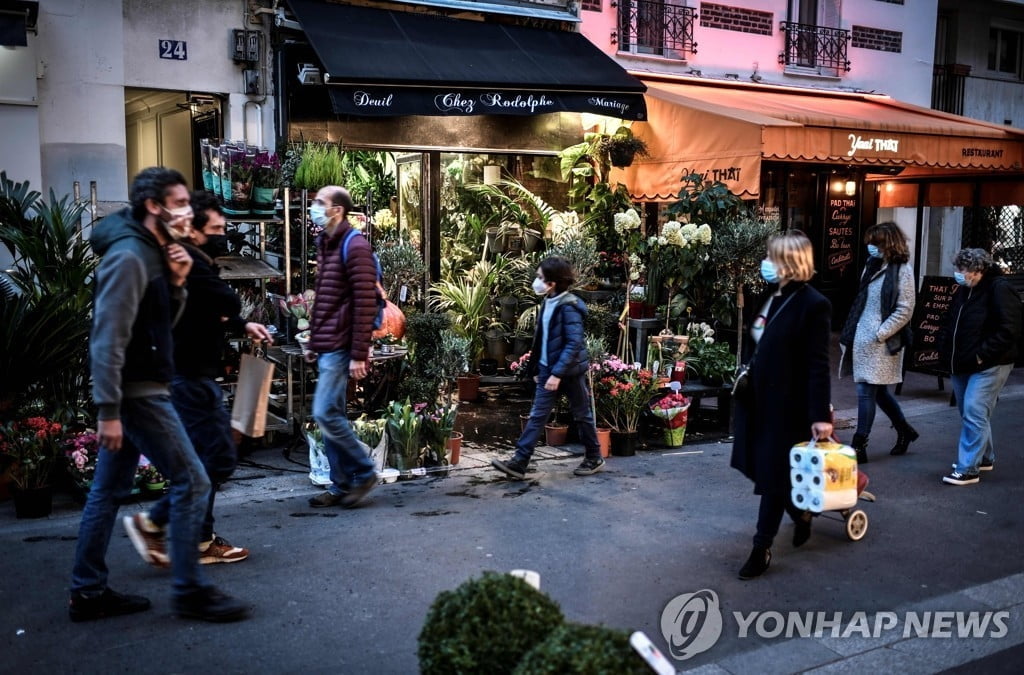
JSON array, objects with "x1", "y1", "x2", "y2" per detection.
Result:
[
  {"x1": 548, "y1": 210, "x2": 581, "y2": 243},
  {"x1": 374, "y1": 208, "x2": 397, "y2": 230},
  {"x1": 627, "y1": 252, "x2": 645, "y2": 280},
  {"x1": 613, "y1": 208, "x2": 641, "y2": 235}
]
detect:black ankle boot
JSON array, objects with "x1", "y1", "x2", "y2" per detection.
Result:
[
  {"x1": 890, "y1": 421, "x2": 919, "y2": 455},
  {"x1": 793, "y1": 511, "x2": 813, "y2": 548},
  {"x1": 852, "y1": 433, "x2": 869, "y2": 464},
  {"x1": 738, "y1": 546, "x2": 771, "y2": 580}
]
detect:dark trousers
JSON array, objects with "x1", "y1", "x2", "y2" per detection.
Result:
[
  {"x1": 514, "y1": 366, "x2": 601, "y2": 461},
  {"x1": 754, "y1": 492, "x2": 805, "y2": 548},
  {"x1": 150, "y1": 376, "x2": 237, "y2": 541}
]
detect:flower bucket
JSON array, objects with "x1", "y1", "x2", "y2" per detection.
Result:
[
  {"x1": 12, "y1": 485, "x2": 52, "y2": 519},
  {"x1": 610, "y1": 430, "x2": 639, "y2": 456},
  {"x1": 457, "y1": 374, "x2": 480, "y2": 402},
  {"x1": 251, "y1": 186, "x2": 278, "y2": 215},
  {"x1": 664, "y1": 426, "x2": 686, "y2": 447}
]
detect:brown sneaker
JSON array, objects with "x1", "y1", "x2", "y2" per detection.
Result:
[
  {"x1": 198, "y1": 535, "x2": 249, "y2": 564},
  {"x1": 122, "y1": 513, "x2": 170, "y2": 568}
]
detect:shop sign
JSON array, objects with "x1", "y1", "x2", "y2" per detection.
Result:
[
  {"x1": 680, "y1": 166, "x2": 744, "y2": 185},
  {"x1": 332, "y1": 86, "x2": 647, "y2": 119},
  {"x1": 825, "y1": 198, "x2": 857, "y2": 275},
  {"x1": 846, "y1": 134, "x2": 899, "y2": 157}
]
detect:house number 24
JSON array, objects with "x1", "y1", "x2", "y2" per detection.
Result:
[{"x1": 159, "y1": 40, "x2": 187, "y2": 61}]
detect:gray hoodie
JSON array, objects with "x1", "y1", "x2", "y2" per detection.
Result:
[{"x1": 89, "y1": 208, "x2": 186, "y2": 421}]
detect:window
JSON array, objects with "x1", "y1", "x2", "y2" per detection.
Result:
[
  {"x1": 988, "y1": 27, "x2": 1023, "y2": 77},
  {"x1": 581, "y1": 0, "x2": 602, "y2": 11},
  {"x1": 617, "y1": 0, "x2": 696, "y2": 59}
]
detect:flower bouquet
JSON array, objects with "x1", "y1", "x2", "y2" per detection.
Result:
[
  {"x1": 509, "y1": 351, "x2": 532, "y2": 380},
  {"x1": 280, "y1": 289, "x2": 316, "y2": 342},
  {"x1": 137, "y1": 460, "x2": 166, "y2": 492},
  {"x1": 650, "y1": 391, "x2": 691, "y2": 447},
  {"x1": 590, "y1": 355, "x2": 659, "y2": 433},
  {"x1": 304, "y1": 421, "x2": 331, "y2": 487},
  {"x1": 0, "y1": 416, "x2": 64, "y2": 489},
  {"x1": 352, "y1": 414, "x2": 389, "y2": 473},
  {"x1": 63, "y1": 429, "x2": 99, "y2": 489}
]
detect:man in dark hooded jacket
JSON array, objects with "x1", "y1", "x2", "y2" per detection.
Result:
[{"x1": 69, "y1": 168, "x2": 249, "y2": 623}]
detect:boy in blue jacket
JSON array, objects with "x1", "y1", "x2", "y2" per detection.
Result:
[{"x1": 492, "y1": 256, "x2": 604, "y2": 479}]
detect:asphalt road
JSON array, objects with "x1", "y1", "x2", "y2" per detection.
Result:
[{"x1": 2, "y1": 376, "x2": 1022, "y2": 673}]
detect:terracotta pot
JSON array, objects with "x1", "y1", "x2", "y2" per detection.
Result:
[
  {"x1": 457, "y1": 374, "x2": 481, "y2": 402},
  {"x1": 544, "y1": 423, "x2": 568, "y2": 446},
  {"x1": 596, "y1": 427, "x2": 612, "y2": 458},
  {"x1": 446, "y1": 432, "x2": 464, "y2": 465}
]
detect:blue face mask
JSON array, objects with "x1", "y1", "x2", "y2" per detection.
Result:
[
  {"x1": 309, "y1": 204, "x2": 330, "y2": 227},
  {"x1": 867, "y1": 244, "x2": 883, "y2": 259},
  {"x1": 760, "y1": 259, "x2": 779, "y2": 284},
  {"x1": 954, "y1": 271, "x2": 968, "y2": 286}
]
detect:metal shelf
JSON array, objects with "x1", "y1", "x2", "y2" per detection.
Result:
[{"x1": 215, "y1": 255, "x2": 284, "y2": 280}]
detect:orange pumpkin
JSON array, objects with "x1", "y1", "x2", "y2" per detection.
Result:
[{"x1": 372, "y1": 299, "x2": 406, "y2": 340}]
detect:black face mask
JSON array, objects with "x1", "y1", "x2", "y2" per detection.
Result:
[{"x1": 200, "y1": 234, "x2": 229, "y2": 259}]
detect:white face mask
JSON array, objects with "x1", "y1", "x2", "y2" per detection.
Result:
[
  {"x1": 160, "y1": 205, "x2": 193, "y2": 240},
  {"x1": 532, "y1": 277, "x2": 550, "y2": 295}
]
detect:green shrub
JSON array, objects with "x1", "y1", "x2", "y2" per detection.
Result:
[
  {"x1": 513, "y1": 623, "x2": 650, "y2": 675},
  {"x1": 418, "y1": 572, "x2": 564, "y2": 675}
]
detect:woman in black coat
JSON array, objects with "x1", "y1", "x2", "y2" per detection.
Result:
[{"x1": 731, "y1": 230, "x2": 833, "y2": 579}]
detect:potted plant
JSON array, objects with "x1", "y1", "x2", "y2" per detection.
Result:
[
  {"x1": 420, "y1": 402, "x2": 458, "y2": 469},
  {"x1": 63, "y1": 428, "x2": 99, "y2": 496},
  {"x1": 221, "y1": 144, "x2": 255, "y2": 215},
  {"x1": 683, "y1": 323, "x2": 736, "y2": 385},
  {"x1": 138, "y1": 462, "x2": 166, "y2": 492},
  {"x1": 599, "y1": 127, "x2": 648, "y2": 168},
  {"x1": 0, "y1": 416, "x2": 64, "y2": 518},
  {"x1": 377, "y1": 238, "x2": 427, "y2": 306},
  {"x1": 293, "y1": 142, "x2": 345, "y2": 192},
  {"x1": 590, "y1": 355, "x2": 660, "y2": 456},
  {"x1": 430, "y1": 262, "x2": 496, "y2": 373},
  {"x1": 385, "y1": 399, "x2": 423, "y2": 474}
]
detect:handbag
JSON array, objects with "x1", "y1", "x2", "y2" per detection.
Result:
[{"x1": 230, "y1": 351, "x2": 275, "y2": 437}]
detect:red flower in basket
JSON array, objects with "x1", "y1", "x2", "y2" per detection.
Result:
[{"x1": 651, "y1": 392, "x2": 691, "y2": 429}]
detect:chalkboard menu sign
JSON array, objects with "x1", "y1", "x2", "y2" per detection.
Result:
[
  {"x1": 825, "y1": 197, "x2": 858, "y2": 278},
  {"x1": 907, "y1": 276, "x2": 960, "y2": 374}
]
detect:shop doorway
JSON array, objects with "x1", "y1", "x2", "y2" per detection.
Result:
[
  {"x1": 761, "y1": 163, "x2": 866, "y2": 327},
  {"x1": 124, "y1": 88, "x2": 222, "y2": 190}
]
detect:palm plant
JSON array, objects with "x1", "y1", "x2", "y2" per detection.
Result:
[
  {"x1": 0, "y1": 172, "x2": 97, "y2": 422},
  {"x1": 430, "y1": 262, "x2": 496, "y2": 366}
]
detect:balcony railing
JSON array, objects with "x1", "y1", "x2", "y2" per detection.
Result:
[
  {"x1": 779, "y1": 21, "x2": 850, "y2": 76},
  {"x1": 617, "y1": 0, "x2": 697, "y2": 60},
  {"x1": 931, "y1": 63, "x2": 971, "y2": 115}
]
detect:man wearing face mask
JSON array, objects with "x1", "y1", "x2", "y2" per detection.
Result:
[
  {"x1": 71, "y1": 168, "x2": 250, "y2": 623},
  {"x1": 124, "y1": 191, "x2": 273, "y2": 568},
  {"x1": 305, "y1": 186, "x2": 381, "y2": 508},
  {"x1": 937, "y1": 248, "x2": 1021, "y2": 486}
]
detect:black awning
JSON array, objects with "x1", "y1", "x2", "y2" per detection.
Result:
[{"x1": 287, "y1": 0, "x2": 647, "y2": 120}]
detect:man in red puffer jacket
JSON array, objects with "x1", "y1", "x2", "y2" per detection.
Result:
[{"x1": 303, "y1": 185, "x2": 380, "y2": 508}]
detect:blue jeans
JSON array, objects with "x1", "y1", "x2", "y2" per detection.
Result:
[
  {"x1": 71, "y1": 395, "x2": 212, "y2": 598},
  {"x1": 313, "y1": 350, "x2": 375, "y2": 495},
  {"x1": 855, "y1": 382, "x2": 907, "y2": 437},
  {"x1": 149, "y1": 376, "x2": 236, "y2": 541},
  {"x1": 514, "y1": 366, "x2": 601, "y2": 462},
  {"x1": 950, "y1": 364, "x2": 1012, "y2": 475}
]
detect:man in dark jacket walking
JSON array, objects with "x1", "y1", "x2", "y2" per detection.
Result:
[
  {"x1": 70, "y1": 167, "x2": 249, "y2": 623},
  {"x1": 304, "y1": 185, "x2": 380, "y2": 508},
  {"x1": 938, "y1": 248, "x2": 1022, "y2": 485},
  {"x1": 123, "y1": 191, "x2": 273, "y2": 567}
]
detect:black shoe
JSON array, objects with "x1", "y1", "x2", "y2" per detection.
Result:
[
  {"x1": 308, "y1": 490, "x2": 345, "y2": 508},
  {"x1": 340, "y1": 474, "x2": 378, "y2": 508},
  {"x1": 979, "y1": 458, "x2": 994, "y2": 472},
  {"x1": 852, "y1": 433, "x2": 869, "y2": 464},
  {"x1": 793, "y1": 512, "x2": 813, "y2": 548},
  {"x1": 492, "y1": 456, "x2": 528, "y2": 480},
  {"x1": 890, "y1": 422, "x2": 919, "y2": 455},
  {"x1": 573, "y1": 457, "x2": 605, "y2": 476},
  {"x1": 738, "y1": 546, "x2": 771, "y2": 580},
  {"x1": 942, "y1": 470, "x2": 980, "y2": 486},
  {"x1": 174, "y1": 587, "x2": 250, "y2": 623},
  {"x1": 69, "y1": 588, "x2": 151, "y2": 623}
]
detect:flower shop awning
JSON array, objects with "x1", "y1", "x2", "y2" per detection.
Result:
[
  {"x1": 287, "y1": 0, "x2": 647, "y2": 119},
  {"x1": 612, "y1": 77, "x2": 1024, "y2": 200}
]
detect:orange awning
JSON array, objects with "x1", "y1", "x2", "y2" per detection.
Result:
[{"x1": 612, "y1": 77, "x2": 1024, "y2": 200}]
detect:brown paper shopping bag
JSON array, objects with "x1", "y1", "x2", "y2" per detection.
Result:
[{"x1": 231, "y1": 353, "x2": 275, "y2": 437}]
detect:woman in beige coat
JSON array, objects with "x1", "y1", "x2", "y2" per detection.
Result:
[{"x1": 839, "y1": 222, "x2": 916, "y2": 463}]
